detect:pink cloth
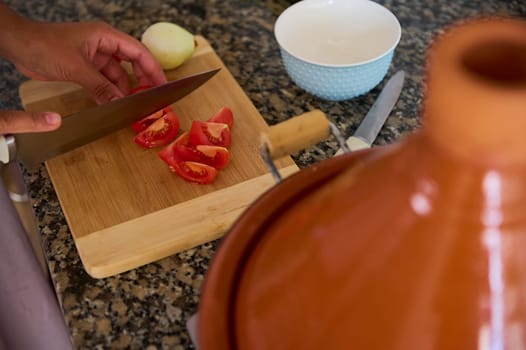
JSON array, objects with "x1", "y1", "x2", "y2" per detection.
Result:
[{"x1": 0, "y1": 179, "x2": 71, "y2": 349}]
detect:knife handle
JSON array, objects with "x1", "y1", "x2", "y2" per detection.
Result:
[
  {"x1": 346, "y1": 136, "x2": 371, "y2": 151},
  {"x1": 334, "y1": 136, "x2": 371, "y2": 156},
  {"x1": 0, "y1": 135, "x2": 11, "y2": 164},
  {"x1": 261, "y1": 109, "x2": 330, "y2": 160}
]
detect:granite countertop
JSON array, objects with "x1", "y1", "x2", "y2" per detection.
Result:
[{"x1": 1, "y1": 0, "x2": 525, "y2": 349}]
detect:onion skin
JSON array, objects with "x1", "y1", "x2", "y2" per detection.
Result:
[{"x1": 141, "y1": 22, "x2": 195, "y2": 70}]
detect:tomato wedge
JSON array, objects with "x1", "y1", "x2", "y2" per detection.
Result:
[
  {"x1": 134, "y1": 110, "x2": 180, "y2": 148},
  {"x1": 155, "y1": 106, "x2": 235, "y2": 184},
  {"x1": 159, "y1": 146, "x2": 218, "y2": 184},
  {"x1": 131, "y1": 108, "x2": 173, "y2": 133},
  {"x1": 164, "y1": 132, "x2": 230, "y2": 169},
  {"x1": 207, "y1": 107, "x2": 234, "y2": 129},
  {"x1": 176, "y1": 145, "x2": 230, "y2": 170},
  {"x1": 129, "y1": 85, "x2": 152, "y2": 94},
  {"x1": 171, "y1": 131, "x2": 190, "y2": 146},
  {"x1": 188, "y1": 121, "x2": 231, "y2": 148},
  {"x1": 128, "y1": 85, "x2": 176, "y2": 133}
]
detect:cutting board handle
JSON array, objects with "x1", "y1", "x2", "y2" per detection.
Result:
[
  {"x1": 260, "y1": 109, "x2": 331, "y2": 160},
  {"x1": 260, "y1": 109, "x2": 350, "y2": 182}
]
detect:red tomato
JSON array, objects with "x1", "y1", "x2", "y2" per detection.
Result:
[
  {"x1": 128, "y1": 85, "x2": 176, "y2": 133},
  {"x1": 188, "y1": 121, "x2": 231, "y2": 148},
  {"x1": 165, "y1": 132, "x2": 230, "y2": 169},
  {"x1": 134, "y1": 110, "x2": 180, "y2": 148},
  {"x1": 131, "y1": 109, "x2": 163, "y2": 133},
  {"x1": 155, "y1": 106, "x2": 235, "y2": 184},
  {"x1": 158, "y1": 147, "x2": 218, "y2": 184},
  {"x1": 131, "y1": 107, "x2": 174, "y2": 133},
  {"x1": 176, "y1": 145, "x2": 230, "y2": 170},
  {"x1": 171, "y1": 131, "x2": 190, "y2": 146},
  {"x1": 129, "y1": 85, "x2": 152, "y2": 94},
  {"x1": 207, "y1": 107, "x2": 234, "y2": 129},
  {"x1": 173, "y1": 145, "x2": 230, "y2": 170}
]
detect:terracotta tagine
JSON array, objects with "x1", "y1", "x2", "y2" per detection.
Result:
[{"x1": 199, "y1": 18, "x2": 526, "y2": 349}]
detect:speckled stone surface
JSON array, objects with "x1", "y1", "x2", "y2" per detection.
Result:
[{"x1": 1, "y1": 0, "x2": 525, "y2": 349}]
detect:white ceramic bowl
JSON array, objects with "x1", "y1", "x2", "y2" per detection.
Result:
[{"x1": 274, "y1": 0, "x2": 401, "y2": 101}]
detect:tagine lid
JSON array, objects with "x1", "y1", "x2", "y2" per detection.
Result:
[{"x1": 200, "y1": 17, "x2": 526, "y2": 350}]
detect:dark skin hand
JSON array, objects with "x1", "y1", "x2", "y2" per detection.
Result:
[{"x1": 0, "y1": 2, "x2": 166, "y2": 134}]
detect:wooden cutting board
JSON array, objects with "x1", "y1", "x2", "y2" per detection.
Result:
[{"x1": 19, "y1": 36, "x2": 298, "y2": 279}]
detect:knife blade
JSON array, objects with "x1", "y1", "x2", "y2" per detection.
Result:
[
  {"x1": 335, "y1": 70, "x2": 405, "y2": 155},
  {"x1": 0, "y1": 68, "x2": 220, "y2": 167}
]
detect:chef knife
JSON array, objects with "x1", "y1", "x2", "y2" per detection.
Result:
[
  {"x1": 0, "y1": 68, "x2": 220, "y2": 167},
  {"x1": 335, "y1": 70, "x2": 405, "y2": 155}
]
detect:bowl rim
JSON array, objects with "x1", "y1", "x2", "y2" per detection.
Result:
[{"x1": 274, "y1": 0, "x2": 402, "y2": 68}]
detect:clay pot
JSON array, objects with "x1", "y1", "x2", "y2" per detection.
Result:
[{"x1": 199, "y1": 18, "x2": 526, "y2": 349}]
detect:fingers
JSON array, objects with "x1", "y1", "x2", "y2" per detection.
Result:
[
  {"x1": 99, "y1": 56, "x2": 131, "y2": 95},
  {"x1": 128, "y1": 51, "x2": 167, "y2": 87},
  {"x1": 8, "y1": 20, "x2": 166, "y2": 105},
  {"x1": 74, "y1": 24, "x2": 166, "y2": 103},
  {"x1": 131, "y1": 61, "x2": 165, "y2": 88},
  {"x1": 73, "y1": 59, "x2": 125, "y2": 104},
  {"x1": 0, "y1": 110, "x2": 61, "y2": 134},
  {"x1": 95, "y1": 27, "x2": 167, "y2": 86}
]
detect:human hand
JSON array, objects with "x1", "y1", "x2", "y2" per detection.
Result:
[
  {"x1": 0, "y1": 110, "x2": 61, "y2": 135},
  {"x1": 2, "y1": 18, "x2": 166, "y2": 105},
  {"x1": 0, "y1": 5, "x2": 166, "y2": 135}
]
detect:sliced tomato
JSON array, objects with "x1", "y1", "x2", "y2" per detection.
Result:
[
  {"x1": 158, "y1": 148, "x2": 218, "y2": 184},
  {"x1": 171, "y1": 131, "x2": 191, "y2": 146},
  {"x1": 175, "y1": 144, "x2": 230, "y2": 170},
  {"x1": 153, "y1": 106, "x2": 235, "y2": 185},
  {"x1": 131, "y1": 108, "x2": 163, "y2": 133},
  {"x1": 129, "y1": 85, "x2": 152, "y2": 94},
  {"x1": 134, "y1": 110, "x2": 180, "y2": 148},
  {"x1": 160, "y1": 132, "x2": 230, "y2": 169},
  {"x1": 131, "y1": 106, "x2": 174, "y2": 133},
  {"x1": 188, "y1": 121, "x2": 231, "y2": 148},
  {"x1": 128, "y1": 85, "x2": 175, "y2": 133},
  {"x1": 169, "y1": 161, "x2": 218, "y2": 184},
  {"x1": 207, "y1": 107, "x2": 234, "y2": 129}
]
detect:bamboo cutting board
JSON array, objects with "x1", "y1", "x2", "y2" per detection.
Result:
[{"x1": 19, "y1": 36, "x2": 298, "y2": 278}]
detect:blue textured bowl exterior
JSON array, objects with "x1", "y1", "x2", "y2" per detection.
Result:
[{"x1": 280, "y1": 48, "x2": 394, "y2": 101}]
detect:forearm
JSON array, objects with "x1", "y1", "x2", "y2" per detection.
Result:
[{"x1": 0, "y1": 2, "x2": 36, "y2": 62}]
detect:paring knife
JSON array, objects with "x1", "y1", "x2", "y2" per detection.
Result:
[
  {"x1": 0, "y1": 68, "x2": 220, "y2": 167},
  {"x1": 335, "y1": 70, "x2": 405, "y2": 155}
]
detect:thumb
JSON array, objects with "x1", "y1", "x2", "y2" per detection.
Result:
[
  {"x1": 74, "y1": 64, "x2": 124, "y2": 104},
  {"x1": 0, "y1": 110, "x2": 61, "y2": 134}
]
